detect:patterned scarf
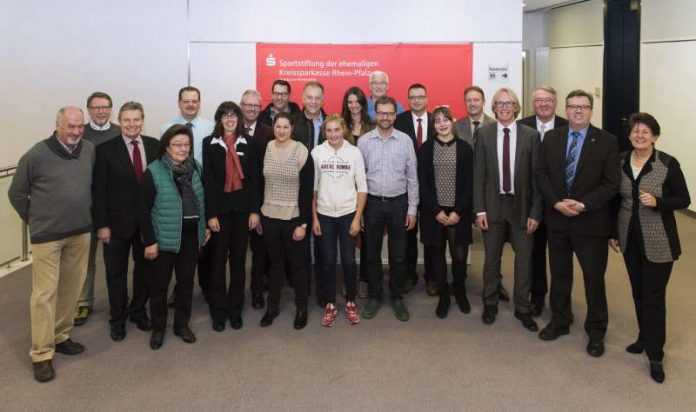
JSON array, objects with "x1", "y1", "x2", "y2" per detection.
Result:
[{"x1": 163, "y1": 153, "x2": 200, "y2": 219}]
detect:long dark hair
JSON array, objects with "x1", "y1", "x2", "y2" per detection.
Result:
[
  {"x1": 213, "y1": 101, "x2": 245, "y2": 137},
  {"x1": 158, "y1": 124, "x2": 193, "y2": 158},
  {"x1": 341, "y1": 87, "x2": 371, "y2": 132}
]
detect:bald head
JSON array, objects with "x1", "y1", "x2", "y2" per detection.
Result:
[{"x1": 55, "y1": 106, "x2": 85, "y2": 147}]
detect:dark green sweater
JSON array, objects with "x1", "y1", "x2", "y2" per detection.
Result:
[{"x1": 8, "y1": 134, "x2": 95, "y2": 243}]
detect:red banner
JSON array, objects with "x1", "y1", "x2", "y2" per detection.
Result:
[{"x1": 256, "y1": 43, "x2": 473, "y2": 118}]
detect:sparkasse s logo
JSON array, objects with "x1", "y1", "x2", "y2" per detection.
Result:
[{"x1": 266, "y1": 53, "x2": 276, "y2": 67}]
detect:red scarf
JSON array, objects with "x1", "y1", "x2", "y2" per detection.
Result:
[{"x1": 223, "y1": 134, "x2": 244, "y2": 192}]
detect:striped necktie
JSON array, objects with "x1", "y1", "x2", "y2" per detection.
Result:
[{"x1": 565, "y1": 131, "x2": 581, "y2": 193}]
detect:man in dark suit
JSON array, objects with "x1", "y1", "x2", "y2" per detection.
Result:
[
  {"x1": 536, "y1": 89, "x2": 620, "y2": 357},
  {"x1": 394, "y1": 83, "x2": 436, "y2": 295},
  {"x1": 518, "y1": 86, "x2": 568, "y2": 317},
  {"x1": 292, "y1": 81, "x2": 326, "y2": 306},
  {"x1": 240, "y1": 89, "x2": 273, "y2": 310},
  {"x1": 93, "y1": 101, "x2": 158, "y2": 341},
  {"x1": 454, "y1": 85, "x2": 496, "y2": 150},
  {"x1": 454, "y1": 85, "x2": 509, "y2": 302},
  {"x1": 473, "y1": 87, "x2": 542, "y2": 332}
]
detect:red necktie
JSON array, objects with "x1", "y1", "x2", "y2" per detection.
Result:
[
  {"x1": 131, "y1": 140, "x2": 143, "y2": 182},
  {"x1": 502, "y1": 127, "x2": 511, "y2": 194},
  {"x1": 416, "y1": 118, "x2": 423, "y2": 149}
]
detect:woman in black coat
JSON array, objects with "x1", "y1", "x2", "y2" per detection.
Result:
[
  {"x1": 610, "y1": 112, "x2": 690, "y2": 383},
  {"x1": 418, "y1": 106, "x2": 473, "y2": 319},
  {"x1": 202, "y1": 101, "x2": 260, "y2": 332}
]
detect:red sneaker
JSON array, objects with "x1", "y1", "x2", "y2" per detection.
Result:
[
  {"x1": 345, "y1": 301, "x2": 360, "y2": 325},
  {"x1": 321, "y1": 303, "x2": 337, "y2": 327}
]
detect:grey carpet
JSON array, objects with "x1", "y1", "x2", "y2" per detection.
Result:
[{"x1": 1, "y1": 214, "x2": 695, "y2": 411}]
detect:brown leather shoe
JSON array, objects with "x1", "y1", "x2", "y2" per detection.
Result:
[{"x1": 33, "y1": 360, "x2": 55, "y2": 383}]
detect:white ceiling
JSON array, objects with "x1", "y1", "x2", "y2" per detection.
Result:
[{"x1": 523, "y1": 0, "x2": 582, "y2": 12}]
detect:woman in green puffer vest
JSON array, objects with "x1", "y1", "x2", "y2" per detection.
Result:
[{"x1": 139, "y1": 124, "x2": 209, "y2": 350}]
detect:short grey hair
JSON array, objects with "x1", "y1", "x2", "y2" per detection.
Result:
[
  {"x1": 56, "y1": 106, "x2": 84, "y2": 126},
  {"x1": 241, "y1": 89, "x2": 262, "y2": 103},
  {"x1": 369, "y1": 70, "x2": 389, "y2": 83}
]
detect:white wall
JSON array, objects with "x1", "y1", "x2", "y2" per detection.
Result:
[
  {"x1": 547, "y1": 0, "x2": 604, "y2": 125},
  {"x1": 641, "y1": 0, "x2": 696, "y2": 211},
  {"x1": 0, "y1": 0, "x2": 189, "y2": 167}
]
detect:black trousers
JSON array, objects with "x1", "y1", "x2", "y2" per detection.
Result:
[
  {"x1": 208, "y1": 212, "x2": 249, "y2": 322},
  {"x1": 624, "y1": 243, "x2": 673, "y2": 362},
  {"x1": 547, "y1": 228, "x2": 608, "y2": 339},
  {"x1": 430, "y1": 221, "x2": 468, "y2": 298},
  {"x1": 249, "y1": 229, "x2": 268, "y2": 295},
  {"x1": 262, "y1": 216, "x2": 308, "y2": 312},
  {"x1": 102, "y1": 232, "x2": 149, "y2": 326},
  {"x1": 364, "y1": 194, "x2": 408, "y2": 301},
  {"x1": 149, "y1": 223, "x2": 199, "y2": 332},
  {"x1": 530, "y1": 221, "x2": 548, "y2": 305}
]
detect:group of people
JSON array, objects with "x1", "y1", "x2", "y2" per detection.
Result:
[{"x1": 8, "y1": 70, "x2": 690, "y2": 385}]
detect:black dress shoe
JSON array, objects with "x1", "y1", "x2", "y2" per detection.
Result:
[
  {"x1": 455, "y1": 293, "x2": 471, "y2": 314},
  {"x1": 514, "y1": 310, "x2": 539, "y2": 332},
  {"x1": 481, "y1": 305, "x2": 497, "y2": 325},
  {"x1": 173, "y1": 327, "x2": 197, "y2": 343},
  {"x1": 260, "y1": 310, "x2": 279, "y2": 327},
  {"x1": 650, "y1": 361, "x2": 665, "y2": 383},
  {"x1": 538, "y1": 324, "x2": 570, "y2": 341},
  {"x1": 55, "y1": 338, "x2": 85, "y2": 355},
  {"x1": 435, "y1": 296, "x2": 450, "y2": 319},
  {"x1": 130, "y1": 317, "x2": 153, "y2": 332},
  {"x1": 251, "y1": 293, "x2": 265, "y2": 310},
  {"x1": 110, "y1": 324, "x2": 126, "y2": 342},
  {"x1": 150, "y1": 331, "x2": 164, "y2": 350},
  {"x1": 33, "y1": 360, "x2": 55, "y2": 383},
  {"x1": 294, "y1": 310, "x2": 308, "y2": 330},
  {"x1": 529, "y1": 302, "x2": 543, "y2": 317},
  {"x1": 230, "y1": 315, "x2": 243, "y2": 330},
  {"x1": 212, "y1": 320, "x2": 226, "y2": 332},
  {"x1": 586, "y1": 339, "x2": 605, "y2": 357},
  {"x1": 498, "y1": 284, "x2": 510, "y2": 302},
  {"x1": 626, "y1": 340, "x2": 646, "y2": 354}
]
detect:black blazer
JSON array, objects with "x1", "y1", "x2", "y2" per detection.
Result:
[
  {"x1": 536, "y1": 124, "x2": 621, "y2": 237},
  {"x1": 92, "y1": 135, "x2": 158, "y2": 239},
  {"x1": 394, "y1": 110, "x2": 436, "y2": 152},
  {"x1": 292, "y1": 110, "x2": 327, "y2": 150},
  {"x1": 417, "y1": 137, "x2": 473, "y2": 246},
  {"x1": 518, "y1": 115, "x2": 568, "y2": 131},
  {"x1": 201, "y1": 134, "x2": 260, "y2": 218}
]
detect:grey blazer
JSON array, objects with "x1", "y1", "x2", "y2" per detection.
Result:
[
  {"x1": 473, "y1": 122, "x2": 543, "y2": 226},
  {"x1": 454, "y1": 113, "x2": 495, "y2": 150}
]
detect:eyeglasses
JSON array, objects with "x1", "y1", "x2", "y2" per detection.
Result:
[
  {"x1": 241, "y1": 104, "x2": 260, "y2": 110},
  {"x1": 305, "y1": 96, "x2": 323, "y2": 102},
  {"x1": 370, "y1": 81, "x2": 388, "y2": 87},
  {"x1": 408, "y1": 95, "x2": 427, "y2": 101},
  {"x1": 272, "y1": 92, "x2": 289, "y2": 98},
  {"x1": 88, "y1": 106, "x2": 111, "y2": 111},
  {"x1": 495, "y1": 101, "x2": 515, "y2": 108},
  {"x1": 566, "y1": 105, "x2": 592, "y2": 111},
  {"x1": 534, "y1": 98, "x2": 555, "y2": 104},
  {"x1": 170, "y1": 143, "x2": 191, "y2": 149},
  {"x1": 376, "y1": 111, "x2": 396, "y2": 117}
]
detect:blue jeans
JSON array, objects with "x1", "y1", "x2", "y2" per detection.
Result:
[{"x1": 317, "y1": 212, "x2": 358, "y2": 303}]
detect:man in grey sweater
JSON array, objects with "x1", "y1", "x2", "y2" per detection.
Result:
[
  {"x1": 74, "y1": 92, "x2": 122, "y2": 326},
  {"x1": 8, "y1": 106, "x2": 95, "y2": 383}
]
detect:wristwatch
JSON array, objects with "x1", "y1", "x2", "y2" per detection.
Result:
[
  {"x1": 300, "y1": 223, "x2": 308, "y2": 229},
  {"x1": 578, "y1": 202, "x2": 586, "y2": 212}
]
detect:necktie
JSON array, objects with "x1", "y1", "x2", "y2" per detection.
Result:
[
  {"x1": 131, "y1": 140, "x2": 143, "y2": 182},
  {"x1": 502, "y1": 127, "x2": 511, "y2": 194},
  {"x1": 539, "y1": 124, "x2": 546, "y2": 141},
  {"x1": 565, "y1": 131, "x2": 581, "y2": 193},
  {"x1": 472, "y1": 120, "x2": 480, "y2": 132},
  {"x1": 185, "y1": 122, "x2": 193, "y2": 130},
  {"x1": 416, "y1": 118, "x2": 423, "y2": 149}
]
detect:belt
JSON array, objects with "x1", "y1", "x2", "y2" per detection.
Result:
[{"x1": 369, "y1": 193, "x2": 407, "y2": 202}]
